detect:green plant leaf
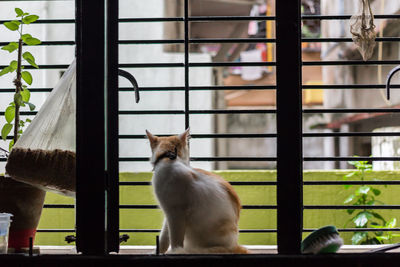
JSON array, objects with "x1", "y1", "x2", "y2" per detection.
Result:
[
  {"x1": 354, "y1": 211, "x2": 372, "y2": 227},
  {"x1": 22, "y1": 15, "x2": 39, "y2": 24},
  {"x1": 3, "y1": 21, "x2": 19, "y2": 31},
  {"x1": 14, "y1": 92, "x2": 23, "y2": 106},
  {"x1": 26, "y1": 102, "x2": 35, "y2": 111},
  {"x1": 344, "y1": 172, "x2": 355, "y2": 179},
  {"x1": 21, "y1": 71, "x2": 33, "y2": 85},
  {"x1": 344, "y1": 194, "x2": 355, "y2": 204},
  {"x1": 1, "y1": 123, "x2": 13, "y2": 141},
  {"x1": 22, "y1": 52, "x2": 38, "y2": 68},
  {"x1": 0, "y1": 66, "x2": 13, "y2": 76},
  {"x1": 23, "y1": 37, "x2": 41, "y2": 46},
  {"x1": 21, "y1": 33, "x2": 31, "y2": 41},
  {"x1": 9, "y1": 60, "x2": 18, "y2": 71},
  {"x1": 1, "y1": 42, "x2": 19, "y2": 53},
  {"x1": 8, "y1": 139, "x2": 14, "y2": 150},
  {"x1": 5, "y1": 106, "x2": 15, "y2": 123},
  {"x1": 346, "y1": 209, "x2": 355, "y2": 215},
  {"x1": 386, "y1": 218, "x2": 396, "y2": 228},
  {"x1": 26, "y1": 118, "x2": 31, "y2": 123},
  {"x1": 351, "y1": 231, "x2": 367, "y2": 245},
  {"x1": 22, "y1": 34, "x2": 41, "y2": 46},
  {"x1": 20, "y1": 88, "x2": 30, "y2": 102},
  {"x1": 371, "y1": 212, "x2": 386, "y2": 224},
  {"x1": 343, "y1": 184, "x2": 353, "y2": 189},
  {"x1": 15, "y1": 8, "x2": 24, "y2": 17},
  {"x1": 355, "y1": 185, "x2": 370, "y2": 195},
  {"x1": 371, "y1": 188, "x2": 381, "y2": 196}
]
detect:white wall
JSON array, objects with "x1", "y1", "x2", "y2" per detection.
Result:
[{"x1": 0, "y1": 0, "x2": 214, "y2": 173}]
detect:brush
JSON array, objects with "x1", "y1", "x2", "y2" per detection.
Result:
[{"x1": 301, "y1": 225, "x2": 344, "y2": 254}]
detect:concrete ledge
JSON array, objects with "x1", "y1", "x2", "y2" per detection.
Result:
[{"x1": 35, "y1": 245, "x2": 400, "y2": 255}]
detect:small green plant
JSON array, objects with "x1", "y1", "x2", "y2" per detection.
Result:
[
  {"x1": 0, "y1": 8, "x2": 39, "y2": 150},
  {"x1": 343, "y1": 159, "x2": 399, "y2": 244}
]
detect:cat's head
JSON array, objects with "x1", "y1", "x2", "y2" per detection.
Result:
[{"x1": 146, "y1": 129, "x2": 190, "y2": 166}]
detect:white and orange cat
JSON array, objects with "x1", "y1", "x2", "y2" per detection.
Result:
[{"x1": 146, "y1": 129, "x2": 248, "y2": 254}]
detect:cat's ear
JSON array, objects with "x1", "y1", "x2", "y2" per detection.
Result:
[
  {"x1": 146, "y1": 130, "x2": 158, "y2": 147},
  {"x1": 179, "y1": 128, "x2": 190, "y2": 143}
]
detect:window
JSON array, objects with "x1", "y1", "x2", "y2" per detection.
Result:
[{"x1": 1, "y1": 0, "x2": 400, "y2": 264}]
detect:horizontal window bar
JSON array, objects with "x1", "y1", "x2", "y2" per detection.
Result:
[
  {"x1": 0, "y1": 108, "x2": 400, "y2": 116},
  {"x1": 303, "y1": 60, "x2": 400, "y2": 66},
  {"x1": 119, "y1": 181, "x2": 400, "y2": 186},
  {"x1": 0, "y1": 111, "x2": 37, "y2": 116},
  {"x1": 119, "y1": 133, "x2": 277, "y2": 139},
  {"x1": 303, "y1": 84, "x2": 400, "y2": 89},
  {"x1": 303, "y1": 132, "x2": 400, "y2": 137},
  {"x1": 0, "y1": 88, "x2": 53, "y2": 93},
  {"x1": 120, "y1": 85, "x2": 277, "y2": 91},
  {"x1": 119, "y1": 39, "x2": 184, "y2": 45},
  {"x1": 303, "y1": 37, "x2": 400, "y2": 43},
  {"x1": 119, "y1": 157, "x2": 277, "y2": 162},
  {"x1": 118, "y1": 132, "x2": 400, "y2": 139},
  {"x1": 188, "y1": 16, "x2": 275, "y2": 21},
  {"x1": 36, "y1": 229, "x2": 75, "y2": 233},
  {"x1": 4, "y1": 61, "x2": 397, "y2": 70},
  {"x1": 304, "y1": 181, "x2": 400, "y2": 185},
  {"x1": 116, "y1": 228, "x2": 400, "y2": 233},
  {"x1": 119, "y1": 17, "x2": 183, "y2": 23},
  {"x1": 304, "y1": 205, "x2": 400, "y2": 209},
  {"x1": 130, "y1": 85, "x2": 400, "y2": 91},
  {"x1": 119, "y1": 229, "x2": 278, "y2": 233},
  {"x1": 118, "y1": 110, "x2": 276, "y2": 115},
  {"x1": 116, "y1": 108, "x2": 400, "y2": 116},
  {"x1": 42, "y1": 204, "x2": 400, "y2": 210},
  {"x1": 119, "y1": 156, "x2": 399, "y2": 162},
  {"x1": 119, "y1": 63, "x2": 183, "y2": 68},
  {"x1": 0, "y1": 64, "x2": 69, "y2": 69},
  {"x1": 302, "y1": 14, "x2": 400, "y2": 20},
  {"x1": 118, "y1": 205, "x2": 277, "y2": 209},
  {"x1": 119, "y1": 62, "x2": 277, "y2": 68},
  {"x1": 303, "y1": 108, "x2": 400, "y2": 113},
  {"x1": 2, "y1": 37, "x2": 400, "y2": 48},
  {"x1": 0, "y1": 41, "x2": 75, "y2": 46},
  {"x1": 190, "y1": 38, "x2": 276, "y2": 44},
  {"x1": 2, "y1": 14, "x2": 398, "y2": 26},
  {"x1": 43, "y1": 204, "x2": 74, "y2": 208},
  {"x1": 0, "y1": 19, "x2": 75, "y2": 24},
  {"x1": 335, "y1": 228, "x2": 400, "y2": 232},
  {"x1": 119, "y1": 110, "x2": 184, "y2": 115},
  {"x1": 304, "y1": 157, "x2": 400, "y2": 161},
  {"x1": 2, "y1": 85, "x2": 399, "y2": 93}
]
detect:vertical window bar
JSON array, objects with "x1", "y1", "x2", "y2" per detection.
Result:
[
  {"x1": 184, "y1": 0, "x2": 190, "y2": 129},
  {"x1": 106, "y1": 0, "x2": 120, "y2": 253},
  {"x1": 75, "y1": 0, "x2": 107, "y2": 255},
  {"x1": 276, "y1": 0, "x2": 303, "y2": 254}
]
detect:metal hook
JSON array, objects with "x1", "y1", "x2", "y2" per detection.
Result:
[
  {"x1": 118, "y1": 69, "x2": 140, "y2": 103},
  {"x1": 386, "y1": 65, "x2": 400, "y2": 101}
]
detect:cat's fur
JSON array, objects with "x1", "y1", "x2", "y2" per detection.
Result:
[{"x1": 146, "y1": 129, "x2": 248, "y2": 254}]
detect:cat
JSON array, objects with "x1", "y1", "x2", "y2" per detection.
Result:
[{"x1": 146, "y1": 129, "x2": 248, "y2": 254}]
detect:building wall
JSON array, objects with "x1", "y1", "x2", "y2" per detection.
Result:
[
  {"x1": 321, "y1": 0, "x2": 400, "y2": 168},
  {"x1": 0, "y1": 0, "x2": 214, "y2": 173}
]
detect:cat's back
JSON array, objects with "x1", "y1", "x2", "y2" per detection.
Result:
[{"x1": 192, "y1": 168, "x2": 241, "y2": 216}]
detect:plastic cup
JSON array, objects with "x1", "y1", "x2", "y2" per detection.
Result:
[{"x1": 0, "y1": 213, "x2": 13, "y2": 254}]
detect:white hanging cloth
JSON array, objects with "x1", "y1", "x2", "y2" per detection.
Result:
[{"x1": 6, "y1": 60, "x2": 76, "y2": 197}]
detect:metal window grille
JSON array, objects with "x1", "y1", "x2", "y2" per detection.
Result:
[{"x1": 0, "y1": 0, "x2": 400, "y2": 260}]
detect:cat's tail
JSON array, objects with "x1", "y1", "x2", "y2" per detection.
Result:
[{"x1": 233, "y1": 245, "x2": 250, "y2": 254}]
